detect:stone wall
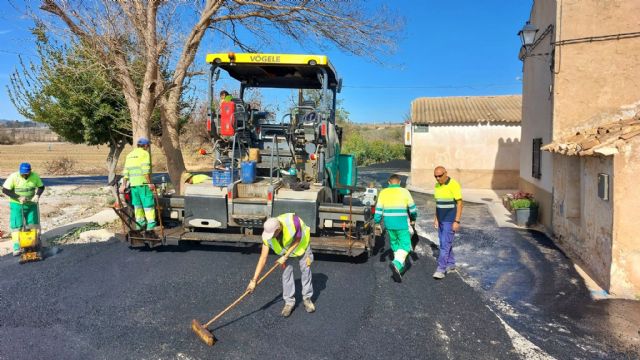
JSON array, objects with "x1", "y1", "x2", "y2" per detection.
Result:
[{"x1": 552, "y1": 154, "x2": 614, "y2": 291}]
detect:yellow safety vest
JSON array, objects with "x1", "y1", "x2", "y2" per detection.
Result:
[
  {"x1": 2, "y1": 171, "x2": 43, "y2": 204},
  {"x1": 191, "y1": 174, "x2": 212, "y2": 184},
  {"x1": 263, "y1": 213, "x2": 311, "y2": 257},
  {"x1": 123, "y1": 147, "x2": 151, "y2": 186}
]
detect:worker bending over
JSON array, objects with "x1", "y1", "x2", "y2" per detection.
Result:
[
  {"x1": 2, "y1": 163, "x2": 44, "y2": 256},
  {"x1": 121, "y1": 137, "x2": 156, "y2": 231},
  {"x1": 247, "y1": 213, "x2": 316, "y2": 317}
]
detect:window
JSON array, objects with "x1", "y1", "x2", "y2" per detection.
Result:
[{"x1": 532, "y1": 138, "x2": 542, "y2": 179}]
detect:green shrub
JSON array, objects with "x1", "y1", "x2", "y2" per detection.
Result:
[
  {"x1": 510, "y1": 198, "x2": 537, "y2": 209},
  {"x1": 341, "y1": 132, "x2": 405, "y2": 166}
]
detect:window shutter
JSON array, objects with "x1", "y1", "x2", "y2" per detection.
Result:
[{"x1": 532, "y1": 138, "x2": 542, "y2": 179}]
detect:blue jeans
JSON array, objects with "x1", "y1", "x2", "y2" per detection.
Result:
[{"x1": 437, "y1": 221, "x2": 455, "y2": 272}]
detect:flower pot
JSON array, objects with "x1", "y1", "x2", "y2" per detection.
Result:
[{"x1": 514, "y1": 207, "x2": 538, "y2": 227}]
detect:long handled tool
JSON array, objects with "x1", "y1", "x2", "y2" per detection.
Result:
[
  {"x1": 151, "y1": 189, "x2": 165, "y2": 240},
  {"x1": 192, "y1": 245, "x2": 297, "y2": 346}
]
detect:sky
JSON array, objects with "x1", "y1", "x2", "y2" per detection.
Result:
[{"x1": 0, "y1": 1, "x2": 532, "y2": 124}]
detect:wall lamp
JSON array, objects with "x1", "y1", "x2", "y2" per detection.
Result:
[{"x1": 518, "y1": 21, "x2": 539, "y2": 60}]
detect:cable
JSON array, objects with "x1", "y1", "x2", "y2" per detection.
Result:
[
  {"x1": 343, "y1": 83, "x2": 520, "y2": 90},
  {"x1": 553, "y1": 31, "x2": 640, "y2": 46}
]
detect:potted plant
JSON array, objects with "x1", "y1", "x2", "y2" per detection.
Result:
[{"x1": 510, "y1": 192, "x2": 538, "y2": 227}]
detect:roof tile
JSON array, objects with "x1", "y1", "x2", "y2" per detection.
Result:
[{"x1": 411, "y1": 95, "x2": 522, "y2": 124}]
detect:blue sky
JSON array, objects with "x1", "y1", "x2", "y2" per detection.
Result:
[{"x1": 0, "y1": 1, "x2": 532, "y2": 124}]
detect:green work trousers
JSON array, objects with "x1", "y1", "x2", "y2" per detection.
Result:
[
  {"x1": 130, "y1": 185, "x2": 157, "y2": 230},
  {"x1": 9, "y1": 202, "x2": 39, "y2": 231},
  {"x1": 388, "y1": 229, "x2": 412, "y2": 271}
]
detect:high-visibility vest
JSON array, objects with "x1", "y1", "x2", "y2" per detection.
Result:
[
  {"x1": 374, "y1": 184, "x2": 418, "y2": 230},
  {"x1": 2, "y1": 171, "x2": 43, "y2": 204},
  {"x1": 263, "y1": 213, "x2": 311, "y2": 257},
  {"x1": 191, "y1": 174, "x2": 212, "y2": 184},
  {"x1": 123, "y1": 147, "x2": 151, "y2": 187},
  {"x1": 434, "y1": 178, "x2": 462, "y2": 223}
]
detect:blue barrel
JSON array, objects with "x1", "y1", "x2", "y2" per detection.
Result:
[{"x1": 241, "y1": 161, "x2": 257, "y2": 184}]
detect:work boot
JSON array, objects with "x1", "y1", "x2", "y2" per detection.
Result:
[
  {"x1": 433, "y1": 271, "x2": 446, "y2": 280},
  {"x1": 12, "y1": 243, "x2": 21, "y2": 257},
  {"x1": 445, "y1": 265, "x2": 457, "y2": 273},
  {"x1": 303, "y1": 298, "x2": 316, "y2": 313},
  {"x1": 281, "y1": 303, "x2": 294, "y2": 317},
  {"x1": 389, "y1": 261, "x2": 403, "y2": 283}
]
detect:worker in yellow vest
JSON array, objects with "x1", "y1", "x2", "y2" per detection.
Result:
[
  {"x1": 374, "y1": 174, "x2": 418, "y2": 283},
  {"x1": 2, "y1": 163, "x2": 44, "y2": 256},
  {"x1": 121, "y1": 137, "x2": 156, "y2": 231},
  {"x1": 246, "y1": 213, "x2": 315, "y2": 317},
  {"x1": 183, "y1": 172, "x2": 213, "y2": 185}
]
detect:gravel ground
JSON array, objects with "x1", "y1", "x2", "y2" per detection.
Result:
[{"x1": 0, "y1": 185, "x2": 116, "y2": 255}]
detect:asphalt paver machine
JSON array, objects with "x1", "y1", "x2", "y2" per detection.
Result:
[{"x1": 145, "y1": 53, "x2": 375, "y2": 256}]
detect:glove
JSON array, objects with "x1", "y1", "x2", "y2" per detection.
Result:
[
  {"x1": 246, "y1": 279, "x2": 256, "y2": 293},
  {"x1": 32, "y1": 195, "x2": 40, "y2": 203},
  {"x1": 18, "y1": 196, "x2": 27, "y2": 204},
  {"x1": 148, "y1": 183, "x2": 156, "y2": 192},
  {"x1": 277, "y1": 255, "x2": 288, "y2": 265}
]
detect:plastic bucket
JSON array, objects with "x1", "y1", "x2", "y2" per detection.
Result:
[{"x1": 241, "y1": 161, "x2": 257, "y2": 184}]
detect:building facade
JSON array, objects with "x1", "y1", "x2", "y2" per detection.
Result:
[
  {"x1": 520, "y1": 0, "x2": 640, "y2": 298},
  {"x1": 410, "y1": 95, "x2": 521, "y2": 190}
]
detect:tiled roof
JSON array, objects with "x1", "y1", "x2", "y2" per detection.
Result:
[
  {"x1": 541, "y1": 114, "x2": 640, "y2": 156},
  {"x1": 411, "y1": 95, "x2": 522, "y2": 125}
]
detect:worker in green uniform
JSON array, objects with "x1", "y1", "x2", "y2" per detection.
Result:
[
  {"x1": 374, "y1": 174, "x2": 418, "y2": 283},
  {"x1": 121, "y1": 137, "x2": 156, "y2": 231},
  {"x1": 2, "y1": 163, "x2": 45, "y2": 256}
]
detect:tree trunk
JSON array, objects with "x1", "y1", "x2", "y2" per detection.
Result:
[
  {"x1": 106, "y1": 138, "x2": 126, "y2": 202},
  {"x1": 159, "y1": 108, "x2": 186, "y2": 194},
  {"x1": 107, "y1": 138, "x2": 126, "y2": 185}
]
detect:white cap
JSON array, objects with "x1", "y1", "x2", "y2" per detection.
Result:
[{"x1": 262, "y1": 218, "x2": 281, "y2": 241}]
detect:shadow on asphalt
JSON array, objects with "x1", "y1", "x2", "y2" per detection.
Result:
[
  {"x1": 210, "y1": 273, "x2": 329, "y2": 333},
  {"x1": 211, "y1": 293, "x2": 283, "y2": 332}
]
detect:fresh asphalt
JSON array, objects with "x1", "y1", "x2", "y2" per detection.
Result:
[
  {"x1": 0, "y1": 237, "x2": 518, "y2": 360},
  {"x1": 2, "y1": 161, "x2": 637, "y2": 359}
]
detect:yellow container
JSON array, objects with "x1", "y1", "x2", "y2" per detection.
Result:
[
  {"x1": 249, "y1": 148, "x2": 261, "y2": 162},
  {"x1": 19, "y1": 229, "x2": 38, "y2": 249}
]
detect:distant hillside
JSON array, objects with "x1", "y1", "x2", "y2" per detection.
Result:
[{"x1": 0, "y1": 120, "x2": 47, "y2": 128}]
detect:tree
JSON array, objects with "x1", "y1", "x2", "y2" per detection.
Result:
[
  {"x1": 8, "y1": 24, "x2": 131, "y2": 184},
  {"x1": 35, "y1": 0, "x2": 402, "y2": 193}
]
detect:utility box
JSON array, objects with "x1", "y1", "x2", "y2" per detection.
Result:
[
  {"x1": 338, "y1": 154, "x2": 357, "y2": 195},
  {"x1": 598, "y1": 173, "x2": 609, "y2": 201}
]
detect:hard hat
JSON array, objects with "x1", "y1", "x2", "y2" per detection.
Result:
[
  {"x1": 181, "y1": 172, "x2": 194, "y2": 183},
  {"x1": 137, "y1": 137, "x2": 150, "y2": 145},
  {"x1": 262, "y1": 217, "x2": 281, "y2": 241},
  {"x1": 19, "y1": 162, "x2": 31, "y2": 174}
]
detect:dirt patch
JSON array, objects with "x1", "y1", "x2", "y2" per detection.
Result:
[
  {"x1": 0, "y1": 184, "x2": 115, "y2": 255},
  {"x1": 0, "y1": 142, "x2": 215, "y2": 178}
]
